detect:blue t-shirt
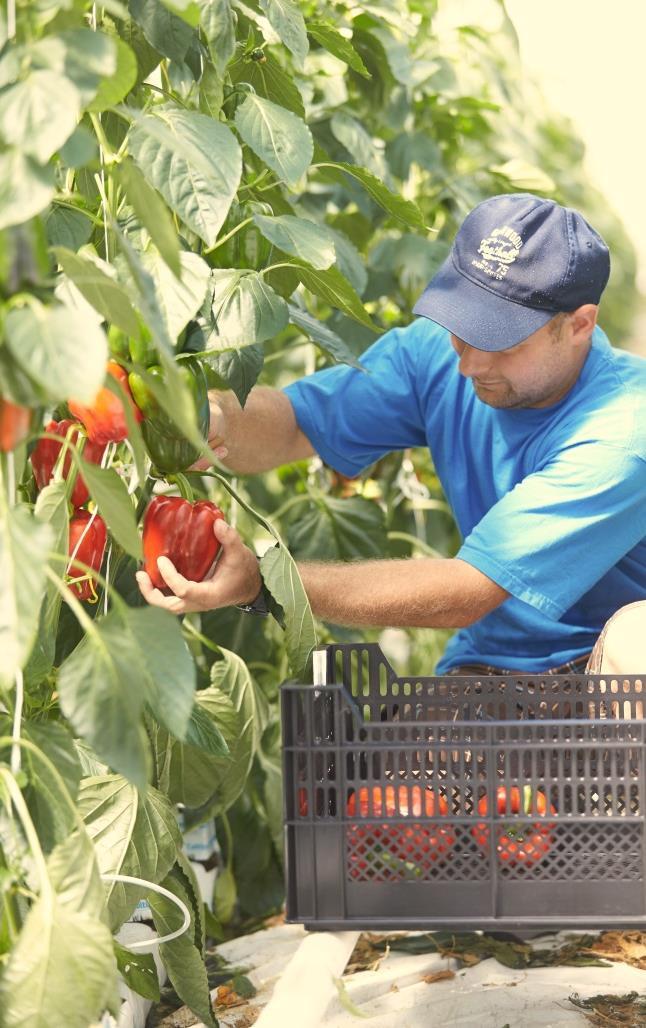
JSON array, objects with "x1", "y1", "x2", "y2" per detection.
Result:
[{"x1": 283, "y1": 319, "x2": 646, "y2": 672}]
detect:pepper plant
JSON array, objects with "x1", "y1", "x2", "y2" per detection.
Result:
[{"x1": 0, "y1": 0, "x2": 637, "y2": 1025}]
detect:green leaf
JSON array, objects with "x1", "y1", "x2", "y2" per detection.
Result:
[
  {"x1": 230, "y1": 51, "x2": 304, "y2": 117},
  {"x1": 113, "y1": 941, "x2": 160, "y2": 1002},
  {"x1": 0, "y1": 152, "x2": 55, "y2": 231},
  {"x1": 184, "y1": 701, "x2": 229, "y2": 756},
  {"x1": 491, "y1": 158, "x2": 556, "y2": 193},
  {"x1": 139, "y1": 248, "x2": 210, "y2": 339},
  {"x1": 59, "y1": 125, "x2": 98, "y2": 168},
  {"x1": 115, "y1": 160, "x2": 181, "y2": 277},
  {"x1": 87, "y1": 37, "x2": 138, "y2": 112},
  {"x1": 24, "y1": 480, "x2": 69, "y2": 685},
  {"x1": 30, "y1": 29, "x2": 118, "y2": 105},
  {"x1": 53, "y1": 247, "x2": 141, "y2": 338},
  {"x1": 234, "y1": 94, "x2": 313, "y2": 189},
  {"x1": 79, "y1": 774, "x2": 181, "y2": 930},
  {"x1": 287, "y1": 303, "x2": 362, "y2": 367},
  {"x1": 253, "y1": 214, "x2": 335, "y2": 270},
  {"x1": 330, "y1": 112, "x2": 390, "y2": 184},
  {"x1": 326, "y1": 227, "x2": 368, "y2": 296},
  {"x1": 58, "y1": 613, "x2": 151, "y2": 788},
  {"x1": 208, "y1": 269, "x2": 288, "y2": 349},
  {"x1": 149, "y1": 870, "x2": 218, "y2": 1028},
  {"x1": 78, "y1": 459, "x2": 142, "y2": 560},
  {"x1": 0, "y1": 70, "x2": 81, "y2": 164},
  {"x1": 159, "y1": 0, "x2": 201, "y2": 25},
  {"x1": 260, "y1": 544, "x2": 316, "y2": 678},
  {"x1": 46, "y1": 828, "x2": 106, "y2": 917},
  {"x1": 318, "y1": 161, "x2": 426, "y2": 231},
  {"x1": 287, "y1": 495, "x2": 388, "y2": 560},
  {"x1": 130, "y1": 0, "x2": 195, "y2": 61},
  {"x1": 129, "y1": 108, "x2": 242, "y2": 247},
  {"x1": 5, "y1": 300, "x2": 107, "y2": 402},
  {"x1": 213, "y1": 865, "x2": 236, "y2": 924},
  {"x1": 204, "y1": 344, "x2": 264, "y2": 406},
  {"x1": 199, "y1": 0, "x2": 236, "y2": 74},
  {"x1": 25, "y1": 721, "x2": 82, "y2": 806},
  {"x1": 308, "y1": 20, "x2": 370, "y2": 77},
  {"x1": 0, "y1": 504, "x2": 53, "y2": 681},
  {"x1": 44, "y1": 205, "x2": 93, "y2": 250},
  {"x1": 128, "y1": 607, "x2": 196, "y2": 741},
  {"x1": 0, "y1": 896, "x2": 117, "y2": 1028},
  {"x1": 290, "y1": 260, "x2": 377, "y2": 330},
  {"x1": 259, "y1": 0, "x2": 308, "y2": 66}
]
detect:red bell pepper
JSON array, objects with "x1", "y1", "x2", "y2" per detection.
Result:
[
  {"x1": 142, "y1": 495, "x2": 225, "y2": 592},
  {"x1": 67, "y1": 510, "x2": 107, "y2": 602},
  {"x1": 69, "y1": 361, "x2": 142, "y2": 445},
  {"x1": 31, "y1": 420, "x2": 107, "y2": 508},
  {"x1": 0, "y1": 397, "x2": 31, "y2": 452},
  {"x1": 471, "y1": 785, "x2": 556, "y2": 866},
  {"x1": 346, "y1": 784, "x2": 455, "y2": 878}
]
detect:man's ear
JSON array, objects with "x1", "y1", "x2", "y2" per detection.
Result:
[{"x1": 569, "y1": 304, "x2": 598, "y2": 343}]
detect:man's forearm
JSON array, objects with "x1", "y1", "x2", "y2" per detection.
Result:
[
  {"x1": 298, "y1": 556, "x2": 509, "y2": 629},
  {"x1": 215, "y1": 386, "x2": 314, "y2": 474}
]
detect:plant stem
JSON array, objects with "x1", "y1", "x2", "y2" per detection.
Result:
[
  {"x1": 204, "y1": 217, "x2": 254, "y2": 256},
  {"x1": 0, "y1": 770, "x2": 52, "y2": 906}
]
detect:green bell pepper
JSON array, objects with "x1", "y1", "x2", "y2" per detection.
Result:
[{"x1": 129, "y1": 359, "x2": 210, "y2": 474}]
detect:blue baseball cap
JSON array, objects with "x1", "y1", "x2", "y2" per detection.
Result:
[{"x1": 412, "y1": 193, "x2": 610, "y2": 351}]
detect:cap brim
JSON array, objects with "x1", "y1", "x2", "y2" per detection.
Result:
[{"x1": 412, "y1": 255, "x2": 555, "y2": 351}]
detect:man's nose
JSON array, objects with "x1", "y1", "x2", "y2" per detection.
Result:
[{"x1": 453, "y1": 338, "x2": 495, "y2": 377}]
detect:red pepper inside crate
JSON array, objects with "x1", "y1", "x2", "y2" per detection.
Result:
[
  {"x1": 471, "y1": 784, "x2": 557, "y2": 866},
  {"x1": 346, "y1": 784, "x2": 455, "y2": 879}
]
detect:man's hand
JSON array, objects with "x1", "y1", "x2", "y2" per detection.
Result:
[{"x1": 136, "y1": 518, "x2": 262, "y2": 614}]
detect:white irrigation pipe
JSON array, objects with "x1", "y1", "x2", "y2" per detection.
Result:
[{"x1": 101, "y1": 874, "x2": 191, "y2": 950}]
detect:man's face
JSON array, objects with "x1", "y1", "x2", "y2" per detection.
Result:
[{"x1": 450, "y1": 314, "x2": 589, "y2": 410}]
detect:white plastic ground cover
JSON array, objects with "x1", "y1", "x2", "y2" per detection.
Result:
[{"x1": 179, "y1": 925, "x2": 646, "y2": 1028}]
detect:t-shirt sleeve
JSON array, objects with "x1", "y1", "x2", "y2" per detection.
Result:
[
  {"x1": 282, "y1": 323, "x2": 432, "y2": 477},
  {"x1": 457, "y1": 444, "x2": 646, "y2": 620}
]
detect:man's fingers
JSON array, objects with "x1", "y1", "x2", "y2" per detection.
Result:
[
  {"x1": 135, "y1": 570, "x2": 186, "y2": 612},
  {"x1": 214, "y1": 518, "x2": 242, "y2": 549},
  {"x1": 156, "y1": 556, "x2": 192, "y2": 597}
]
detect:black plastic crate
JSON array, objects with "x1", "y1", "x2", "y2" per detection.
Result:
[{"x1": 281, "y1": 643, "x2": 646, "y2": 931}]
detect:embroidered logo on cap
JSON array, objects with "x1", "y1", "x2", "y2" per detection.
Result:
[{"x1": 472, "y1": 224, "x2": 523, "y2": 281}]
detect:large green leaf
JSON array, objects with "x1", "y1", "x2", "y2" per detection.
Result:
[
  {"x1": 0, "y1": 70, "x2": 80, "y2": 164},
  {"x1": 53, "y1": 247, "x2": 141, "y2": 339},
  {"x1": 149, "y1": 868, "x2": 218, "y2": 1028},
  {"x1": 290, "y1": 260, "x2": 377, "y2": 330},
  {"x1": 127, "y1": 607, "x2": 196, "y2": 741},
  {"x1": 139, "y1": 248, "x2": 210, "y2": 339},
  {"x1": 330, "y1": 111, "x2": 390, "y2": 184},
  {"x1": 29, "y1": 28, "x2": 118, "y2": 104},
  {"x1": 230, "y1": 51, "x2": 304, "y2": 117},
  {"x1": 234, "y1": 94, "x2": 312, "y2": 189},
  {"x1": 287, "y1": 304, "x2": 362, "y2": 368},
  {"x1": 0, "y1": 895, "x2": 117, "y2": 1028},
  {"x1": 130, "y1": 0, "x2": 195, "y2": 61},
  {"x1": 87, "y1": 37, "x2": 138, "y2": 112},
  {"x1": 260, "y1": 544, "x2": 316, "y2": 678},
  {"x1": 199, "y1": 0, "x2": 236, "y2": 74},
  {"x1": 259, "y1": 0, "x2": 308, "y2": 66},
  {"x1": 0, "y1": 504, "x2": 53, "y2": 681},
  {"x1": 0, "y1": 152, "x2": 55, "y2": 230},
  {"x1": 307, "y1": 20, "x2": 370, "y2": 77},
  {"x1": 57, "y1": 613, "x2": 151, "y2": 788},
  {"x1": 5, "y1": 300, "x2": 108, "y2": 405},
  {"x1": 318, "y1": 161, "x2": 426, "y2": 231},
  {"x1": 208, "y1": 269, "x2": 288, "y2": 349},
  {"x1": 129, "y1": 109, "x2": 242, "y2": 247},
  {"x1": 115, "y1": 160, "x2": 181, "y2": 277},
  {"x1": 253, "y1": 214, "x2": 335, "y2": 270},
  {"x1": 78, "y1": 460, "x2": 142, "y2": 560},
  {"x1": 78, "y1": 774, "x2": 181, "y2": 931},
  {"x1": 287, "y1": 494, "x2": 388, "y2": 560},
  {"x1": 326, "y1": 227, "x2": 368, "y2": 296},
  {"x1": 204, "y1": 344, "x2": 264, "y2": 406},
  {"x1": 184, "y1": 702, "x2": 229, "y2": 756},
  {"x1": 44, "y1": 205, "x2": 93, "y2": 251}
]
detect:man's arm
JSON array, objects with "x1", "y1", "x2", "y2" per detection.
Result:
[
  {"x1": 137, "y1": 520, "x2": 509, "y2": 628},
  {"x1": 299, "y1": 556, "x2": 509, "y2": 628},
  {"x1": 199, "y1": 386, "x2": 314, "y2": 474}
]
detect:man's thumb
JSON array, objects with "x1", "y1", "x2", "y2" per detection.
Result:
[{"x1": 214, "y1": 517, "x2": 233, "y2": 544}]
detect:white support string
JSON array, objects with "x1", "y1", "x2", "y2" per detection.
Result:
[{"x1": 101, "y1": 873, "x2": 191, "y2": 949}]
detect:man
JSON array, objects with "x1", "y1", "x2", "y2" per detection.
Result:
[{"x1": 137, "y1": 193, "x2": 646, "y2": 674}]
